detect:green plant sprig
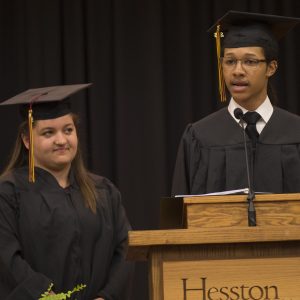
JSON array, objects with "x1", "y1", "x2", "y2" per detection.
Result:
[{"x1": 39, "y1": 283, "x2": 87, "y2": 300}]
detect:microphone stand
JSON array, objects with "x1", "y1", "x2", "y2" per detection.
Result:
[{"x1": 240, "y1": 121, "x2": 257, "y2": 227}]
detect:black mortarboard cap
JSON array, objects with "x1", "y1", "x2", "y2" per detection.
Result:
[
  {"x1": 208, "y1": 10, "x2": 300, "y2": 50},
  {"x1": 0, "y1": 83, "x2": 92, "y2": 182},
  {"x1": 0, "y1": 83, "x2": 92, "y2": 120},
  {"x1": 207, "y1": 11, "x2": 300, "y2": 101},
  {"x1": 1, "y1": 83, "x2": 92, "y2": 120}
]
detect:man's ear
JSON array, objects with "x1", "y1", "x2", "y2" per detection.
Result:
[
  {"x1": 21, "y1": 134, "x2": 30, "y2": 150},
  {"x1": 266, "y1": 60, "x2": 278, "y2": 78}
]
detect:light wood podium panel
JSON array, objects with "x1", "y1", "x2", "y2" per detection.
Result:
[
  {"x1": 159, "y1": 193, "x2": 300, "y2": 229},
  {"x1": 128, "y1": 194, "x2": 300, "y2": 300},
  {"x1": 183, "y1": 193, "x2": 300, "y2": 228}
]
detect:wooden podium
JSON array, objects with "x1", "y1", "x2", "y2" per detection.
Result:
[{"x1": 128, "y1": 193, "x2": 300, "y2": 300}]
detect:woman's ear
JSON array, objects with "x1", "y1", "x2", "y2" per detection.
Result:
[
  {"x1": 266, "y1": 60, "x2": 278, "y2": 78},
  {"x1": 21, "y1": 134, "x2": 30, "y2": 150}
]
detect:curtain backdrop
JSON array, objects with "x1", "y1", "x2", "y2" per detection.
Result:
[{"x1": 0, "y1": 0, "x2": 299, "y2": 298}]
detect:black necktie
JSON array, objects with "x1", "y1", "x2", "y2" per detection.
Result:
[{"x1": 243, "y1": 111, "x2": 261, "y2": 144}]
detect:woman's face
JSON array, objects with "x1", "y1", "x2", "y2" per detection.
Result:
[{"x1": 23, "y1": 114, "x2": 78, "y2": 173}]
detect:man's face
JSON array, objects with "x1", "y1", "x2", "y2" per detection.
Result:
[{"x1": 222, "y1": 46, "x2": 277, "y2": 110}]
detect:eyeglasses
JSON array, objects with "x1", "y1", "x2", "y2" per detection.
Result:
[{"x1": 221, "y1": 57, "x2": 267, "y2": 70}]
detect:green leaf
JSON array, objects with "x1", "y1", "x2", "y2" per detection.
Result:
[{"x1": 39, "y1": 283, "x2": 87, "y2": 300}]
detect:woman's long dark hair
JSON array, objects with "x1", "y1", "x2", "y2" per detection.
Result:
[{"x1": 1, "y1": 114, "x2": 98, "y2": 213}]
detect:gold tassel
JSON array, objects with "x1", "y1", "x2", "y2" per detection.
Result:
[
  {"x1": 28, "y1": 106, "x2": 35, "y2": 182},
  {"x1": 214, "y1": 25, "x2": 226, "y2": 102}
]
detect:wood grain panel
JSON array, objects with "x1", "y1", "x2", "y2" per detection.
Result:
[
  {"x1": 187, "y1": 200, "x2": 300, "y2": 228},
  {"x1": 163, "y1": 257, "x2": 300, "y2": 300},
  {"x1": 127, "y1": 227, "x2": 300, "y2": 260}
]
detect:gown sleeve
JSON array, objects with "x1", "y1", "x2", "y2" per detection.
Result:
[
  {"x1": 171, "y1": 124, "x2": 193, "y2": 196},
  {"x1": 171, "y1": 124, "x2": 204, "y2": 196},
  {"x1": 0, "y1": 182, "x2": 52, "y2": 300},
  {"x1": 96, "y1": 181, "x2": 134, "y2": 300}
]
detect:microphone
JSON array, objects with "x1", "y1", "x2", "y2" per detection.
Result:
[{"x1": 234, "y1": 108, "x2": 256, "y2": 227}]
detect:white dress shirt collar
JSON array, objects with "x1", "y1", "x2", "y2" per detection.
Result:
[{"x1": 228, "y1": 96, "x2": 273, "y2": 134}]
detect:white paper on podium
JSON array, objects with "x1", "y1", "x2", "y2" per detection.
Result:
[
  {"x1": 174, "y1": 188, "x2": 249, "y2": 198},
  {"x1": 174, "y1": 188, "x2": 271, "y2": 198}
]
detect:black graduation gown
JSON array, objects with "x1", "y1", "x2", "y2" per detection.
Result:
[
  {"x1": 0, "y1": 167, "x2": 133, "y2": 300},
  {"x1": 172, "y1": 106, "x2": 300, "y2": 195}
]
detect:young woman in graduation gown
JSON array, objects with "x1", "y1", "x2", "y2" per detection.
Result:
[{"x1": 0, "y1": 95, "x2": 133, "y2": 299}]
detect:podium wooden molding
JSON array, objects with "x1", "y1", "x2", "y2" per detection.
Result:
[{"x1": 128, "y1": 194, "x2": 300, "y2": 300}]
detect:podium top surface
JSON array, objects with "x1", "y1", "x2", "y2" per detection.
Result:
[{"x1": 181, "y1": 193, "x2": 300, "y2": 204}]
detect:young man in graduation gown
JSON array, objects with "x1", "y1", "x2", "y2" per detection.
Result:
[{"x1": 172, "y1": 11, "x2": 300, "y2": 196}]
